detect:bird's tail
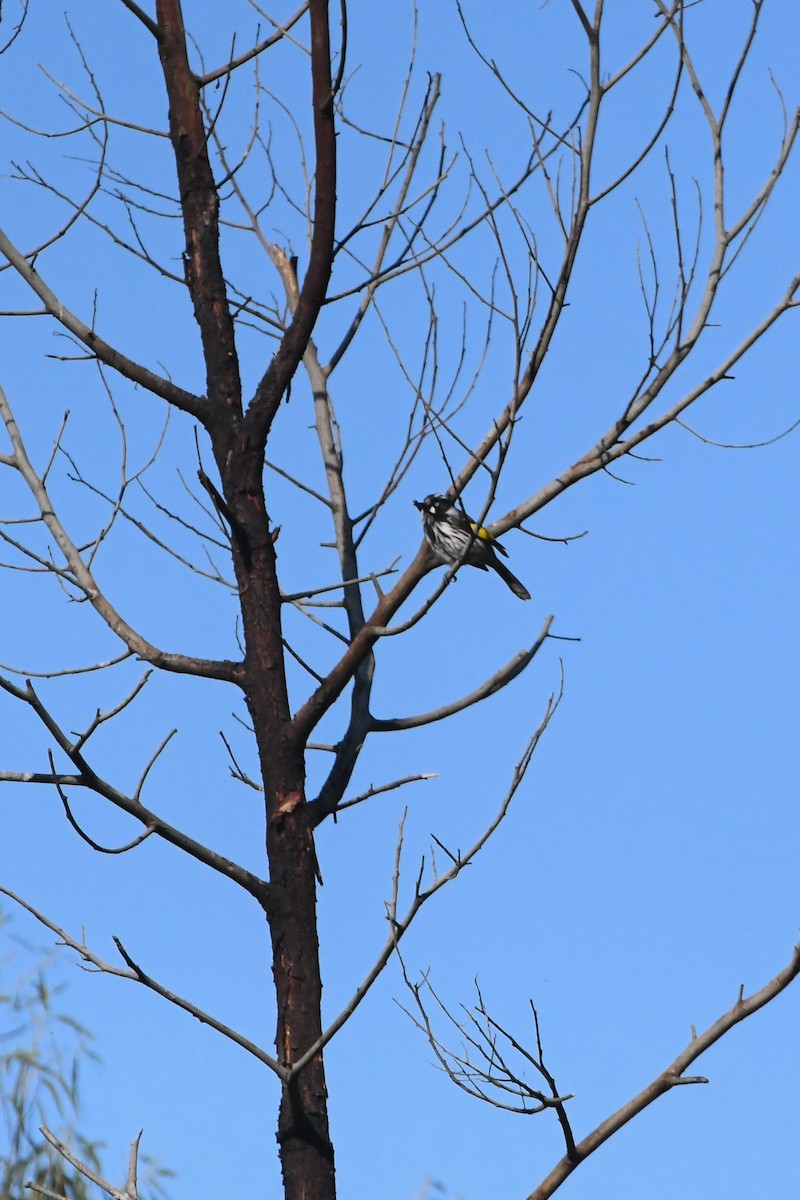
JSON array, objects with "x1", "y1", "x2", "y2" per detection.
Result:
[{"x1": 491, "y1": 558, "x2": 531, "y2": 601}]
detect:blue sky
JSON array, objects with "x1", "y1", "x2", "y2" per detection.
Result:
[{"x1": 1, "y1": 3, "x2": 799, "y2": 1199}]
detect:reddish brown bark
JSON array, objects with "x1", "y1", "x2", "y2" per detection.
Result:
[
  {"x1": 154, "y1": 3, "x2": 338, "y2": 1197},
  {"x1": 155, "y1": 0, "x2": 242, "y2": 418},
  {"x1": 245, "y1": 0, "x2": 337, "y2": 447}
]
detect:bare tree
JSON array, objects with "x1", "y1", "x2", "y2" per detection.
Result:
[{"x1": 0, "y1": 3, "x2": 798, "y2": 1198}]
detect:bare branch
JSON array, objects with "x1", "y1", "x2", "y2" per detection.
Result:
[
  {"x1": 119, "y1": 0, "x2": 162, "y2": 41},
  {"x1": 126, "y1": 1130, "x2": 142, "y2": 1200},
  {"x1": 336, "y1": 772, "x2": 438, "y2": 814},
  {"x1": 676, "y1": 414, "x2": 800, "y2": 449},
  {"x1": 371, "y1": 616, "x2": 553, "y2": 730},
  {"x1": 154, "y1": 0, "x2": 242, "y2": 418},
  {"x1": 0, "y1": 0, "x2": 29, "y2": 57},
  {"x1": 0, "y1": 649, "x2": 134, "y2": 679},
  {"x1": 326, "y1": 73, "x2": 444, "y2": 375},
  {"x1": 197, "y1": 4, "x2": 311, "y2": 87},
  {"x1": 114, "y1": 935, "x2": 285, "y2": 1076},
  {"x1": 0, "y1": 381, "x2": 243, "y2": 683},
  {"x1": 0, "y1": 230, "x2": 203, "y2": 416},
  {"x1": 0, "y1": 675, "x2": 270, "y2": 903},
  {"x1": 0, "y1": 889, "x2": 286, "y2": 1079},
  {"x1": 33, "y1": 1126, "x2": 131, "y2": 1200},
  {"x1": 245, "y1": 0, "x2": 337, "y2": 445},
  {"x1": 292, "y1": 681, "x2": 562, "y2": 1077},
  {"x1": 398, "y1": 966, "x2": 574, "y2": 1116},
  {"x1": 528, "y1": 940, "x2": 800, "y2": 1200},
  {"x1": 50, "y1": 750, "x2": 156, "y2": 855},
  {"x1": 282, "y1": 563, "x2": 399, "y2": 603},
  {"x1": 73, "y1": 671, "x2": 153, "y2": 753}
]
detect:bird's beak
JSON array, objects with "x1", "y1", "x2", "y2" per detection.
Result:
[{"x1": 413, "y1": 499, "x2": 423, "y2": 510}]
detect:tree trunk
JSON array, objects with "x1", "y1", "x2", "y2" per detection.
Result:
[{"x1": 223, "y1": 445, "x2": 336, "y2": 1200}]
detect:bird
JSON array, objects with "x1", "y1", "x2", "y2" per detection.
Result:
[{"x1": 413, "y1": 493, "x2": 531, "y2": 600}]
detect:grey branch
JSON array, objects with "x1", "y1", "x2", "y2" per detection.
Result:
[
  {"x1": 282, "y1": 561, "x2": 399, "y2": 603},
  {"x1": 528, "y1": 940, "x2": 800, "y2": 1200},
  {"x1": 371, "y1": 616, "x2": 554, "y2": 730},
  {"x1": 337, "y1": 772, "x2": 438, "y2": 814},
  {"x1": 0, "y1": 674, "x2": 270, "y2": 902},
  {"x1": 196, "y1": 3, "x2": 311, "y2": 86},
  {"x1": 290, "y1": 681, "x2": 562, "y2": 1079},
  {"x1": 48, "y1": 748, "x2": 155, "y2": 855},
  {"x1": 28, "y1": 1126, "x2": 137, "y2": 1200},
  {"x1": 0, "y1": 649, "x2": 134, "y2": 680},
  {"x1": 0, "y1": 230, "x2": 204, "y2": 417},
  {"x1": 398, "y1": 965, "x2": 574, "y2": 1117},
  {"x1": 0, "y1": 888, "x2": 286, "y2": 1080},
  {"x1": 0, "y1": 381, "x2": 242, "y2": 683}
]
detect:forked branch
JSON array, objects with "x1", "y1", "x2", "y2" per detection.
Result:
[
  {"x1": 399, "y1": 968, "x2": 574, "y2": 1118},
  {"x1": 0, "y1": 230, "x2": 204, "y2": 416},
  {"x1": 245, "y1": 0, "x2": 337, "y2": 444},
  {"x1": 0, "y1": 381, "x2": 242, "y2": 682},
  {"x1": 29, "y1": 1127, "x2": 143, "y2": 1200},
  {"x1": 528, "y1": 940, "x2": 800, "y2": 1199},
  {"x1": 0, "y1": 887, "x2": 286, "y2": 1079},
  {"x1": 291, "y1": 679, "x2": 562, "y2": 1078},
  {"x1": 0, "y1": 674, "x2": 269, "y2": 902}
]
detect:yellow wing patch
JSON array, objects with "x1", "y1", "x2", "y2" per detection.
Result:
[{"x1": 469, "y1": 520, "x2": 507, "y2": 556}]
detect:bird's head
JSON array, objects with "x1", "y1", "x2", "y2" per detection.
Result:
[{"x1": 413, "y1": 494, "x2": 448, "y2": 517}]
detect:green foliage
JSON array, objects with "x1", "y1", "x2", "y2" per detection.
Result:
[
  {"x1": 0, "y1": 912, "x2": 172, "y2": 1200},
  {"x1": 0, "y1": 913, "x2": 101, "y2": 1200}
]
